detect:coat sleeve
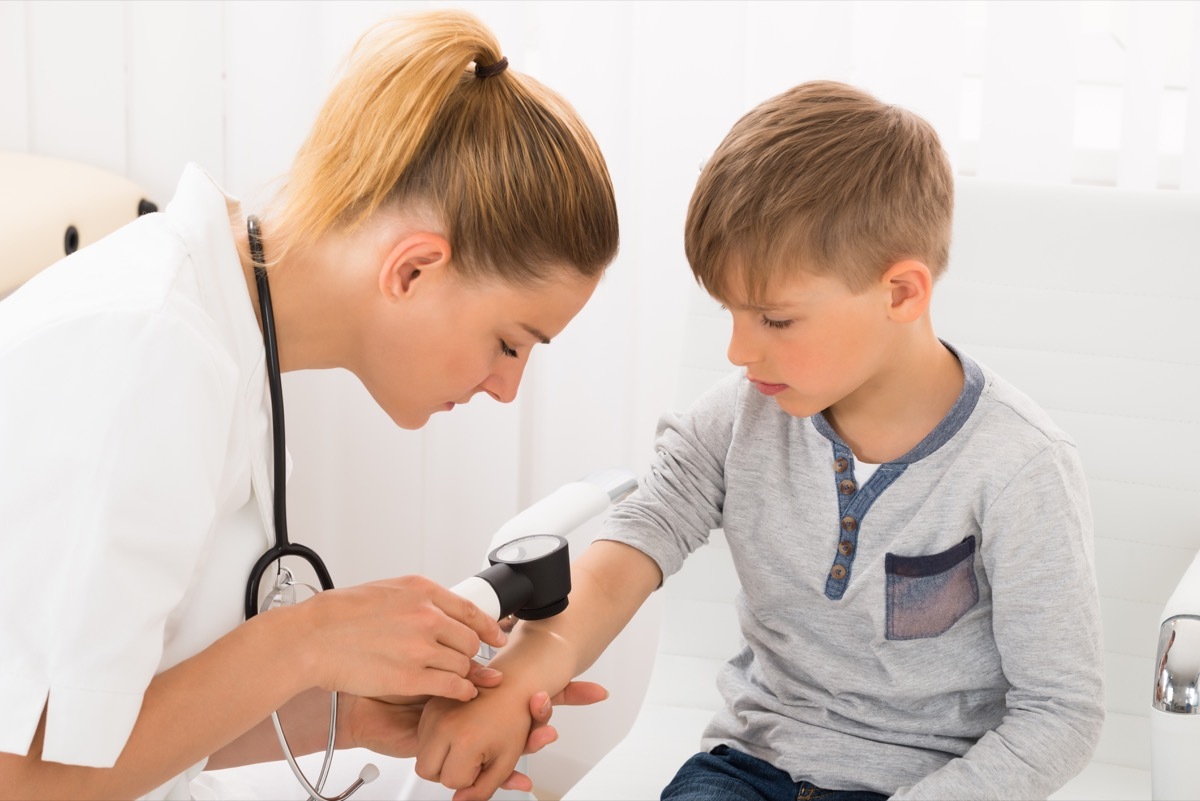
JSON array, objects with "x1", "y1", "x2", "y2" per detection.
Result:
[{"x1": 0, "y1": 303, "x2": 238, "y2": 767}]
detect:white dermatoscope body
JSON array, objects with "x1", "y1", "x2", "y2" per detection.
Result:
[{"x1": 450, "y1": 470, "x2": 638, "y2": 621}]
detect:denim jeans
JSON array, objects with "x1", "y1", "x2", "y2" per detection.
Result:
[{"x1": 661, "y1": 746, "x2": 890, "y2": 801}]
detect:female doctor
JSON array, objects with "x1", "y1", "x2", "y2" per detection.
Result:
[{"x1": 0, "y1": 9, "x2": 617, "y2": 801}]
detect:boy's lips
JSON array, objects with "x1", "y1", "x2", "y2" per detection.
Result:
[{"x1": 749, "y1": 378, "x2": 788, "y2": 396}]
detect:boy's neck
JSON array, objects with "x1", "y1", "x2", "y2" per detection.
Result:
[{"x1": 823, "y1": 331, "x2": 963, "y2": 464}]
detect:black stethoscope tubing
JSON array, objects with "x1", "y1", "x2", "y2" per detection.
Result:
[
  {"x1": 243, "y1": 215, "x2": 334, "y2": 621},
  {"x1": 240, "y1": 216, "x2": 375, "y2": 801}
]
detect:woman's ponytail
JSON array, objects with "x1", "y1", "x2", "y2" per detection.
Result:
[{"x1": 269, "y1": 10, "x2": 618, "y2": 284}]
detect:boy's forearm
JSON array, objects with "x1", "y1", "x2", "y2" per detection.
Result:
[{"x1": 487, "y1": 540, "x2": 662, "y2": 696}]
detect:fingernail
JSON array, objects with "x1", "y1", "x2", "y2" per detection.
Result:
[
  {"x1": 540, "y1": 696, "x2": 551, "y2": 715},
  {"x1": 478, "y1": 667, "x2": 502, "y2": 681}
]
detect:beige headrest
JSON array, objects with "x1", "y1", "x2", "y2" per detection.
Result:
[{"x1": 0, "y1": 152, "x2": 156, "y2": 298}]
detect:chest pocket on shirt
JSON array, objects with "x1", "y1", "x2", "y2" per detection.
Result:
[{"x1": 885, "y1": 536, "x2": 979, "y2": 640}]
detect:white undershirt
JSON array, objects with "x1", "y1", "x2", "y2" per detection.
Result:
[{"x1": 853, "y1": 457, "x2": 881, "y2": 486}]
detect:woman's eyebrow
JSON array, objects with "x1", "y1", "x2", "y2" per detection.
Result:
[{"x1": 521, "y1": 323, "x2": 551, "y2": 344}]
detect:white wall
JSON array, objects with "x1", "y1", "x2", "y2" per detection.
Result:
[
  {"x1": 4, "y1": 0, "x2": 1198, "y2": 794},
  {"x1": 4, "y1": 0, "x2": 1196, "y2": 588}
]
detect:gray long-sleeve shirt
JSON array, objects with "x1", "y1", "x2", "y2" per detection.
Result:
[{"x1": 600, "y1": 346, "x2": 1104, "y2": 799}]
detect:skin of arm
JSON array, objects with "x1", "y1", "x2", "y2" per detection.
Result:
[
  {"x1": 207, "y1": 668, "x2": 608, "y2": 796},
  {"x1": 0, "y1": 574, "x2": 508, "y2": 801},
  {"x1": 0, "y1": 604, "x2": 314, "y2": 800},
  {"x1": 414, "y1": 540, "x2": 663, "y2": 801},
  {"x1": 205, "y1": 666, "x2": 501, "y2": 770}
]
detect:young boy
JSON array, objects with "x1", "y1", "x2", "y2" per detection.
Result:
[{"x1": 413, "y1": 81, "x2": 1104, "y2": 801}]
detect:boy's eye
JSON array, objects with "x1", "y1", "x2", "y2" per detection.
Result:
[
  {"x1": 500, "y1": 339, "x2": 519, "y2": 359},
  {"x1": 760, "y1": 315, "x2": 793, "y2": 330}
]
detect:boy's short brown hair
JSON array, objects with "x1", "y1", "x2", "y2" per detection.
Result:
[{"x1": 685, "y1": 80, "x2": 953, "y2": 301}]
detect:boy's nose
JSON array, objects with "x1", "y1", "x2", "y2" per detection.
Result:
[{"x1": 726, "y1": 320, "x2": 759, "y2": 367}]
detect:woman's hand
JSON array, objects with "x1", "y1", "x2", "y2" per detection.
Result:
[{"x1": 302, "y1": 575, "x2": 507, "y2": 702}]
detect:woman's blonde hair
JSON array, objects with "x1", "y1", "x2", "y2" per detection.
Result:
[
  {"x1": 686, "y1": 80, "x2": 953, "y2": 302},
  {"x1": 268, "y1": 10, "x2": 618, "y2": 284}
]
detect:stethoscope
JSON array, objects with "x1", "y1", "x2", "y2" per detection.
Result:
[
  {"x1": 240, "y1": 215, "x2": 574, "y2": 801},
  {"x1": 243, "y1": 215, "x2": 378, "y2": 801}
]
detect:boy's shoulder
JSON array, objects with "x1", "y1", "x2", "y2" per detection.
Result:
[
  {"x1": 972, "y1": 357, "x2": 1072, "y2": 444},
  {"x1": 956, "y1": 353, "x2": 1081, "y2": 485}
]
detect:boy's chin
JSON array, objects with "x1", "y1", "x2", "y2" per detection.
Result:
[{"x1": 772, "y1": 395, "x2": 825, "y2": 420}]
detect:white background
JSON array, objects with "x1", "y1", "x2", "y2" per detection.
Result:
[
  {"x1": 2, "y1": 0, "x2": 1198, "y2": 621},
  {"x1": 4, "y1": 2, "x2": 1199, "y2": 794}
]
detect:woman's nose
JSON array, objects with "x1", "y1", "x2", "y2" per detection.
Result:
[{"x1": 479, "y1": 359, "x2": 526, "y2": 404}]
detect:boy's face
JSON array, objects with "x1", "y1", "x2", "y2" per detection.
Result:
[{"x1": 721, "y1": 268, "x2": 895, "y2": 419}]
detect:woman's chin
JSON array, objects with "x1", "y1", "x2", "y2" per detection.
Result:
[{"x1": 390, "y1": 409, "x2": 433, "y2": 430}]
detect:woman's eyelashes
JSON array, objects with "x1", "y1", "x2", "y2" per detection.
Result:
[{"x1": 500, "y1": 339, "x2": 519, "y2": 359}]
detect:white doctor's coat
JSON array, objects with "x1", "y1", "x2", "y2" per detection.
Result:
[{"x1": 0, "y1": 164, "x2": 280, "y2": 798}]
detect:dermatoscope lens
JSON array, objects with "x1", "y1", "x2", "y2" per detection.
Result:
[{"x1": 493, "y1": 534, "x2": 563, "y2": 563}]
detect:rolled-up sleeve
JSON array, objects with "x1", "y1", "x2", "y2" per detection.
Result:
[
  {"x1": 0, "y1": 304, "x2": 237, "y2": 767},
  {"x1": 600, "y1": 372, "x2": 740, "y2": 581}
]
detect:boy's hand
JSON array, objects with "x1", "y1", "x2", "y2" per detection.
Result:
[
  {"x1": 342, "y1": 660, "x2": 506, "y2": 755},
  {"x1": 521, "y1": 681, "x2": 607, "y2": 756},
  {"x1": 415, "y1": 688, "x2": 528, "y2": 800},
  {"x1": 415, "y1": 681, "x2": 608, "y2": 801},
  {"x1": 344, "y1": 661, "x2": 607, "y2": 785}
]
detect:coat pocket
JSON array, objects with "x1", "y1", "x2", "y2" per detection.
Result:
[{"x1": 885, "y1": 536, "x2": 979, "y2": 641}]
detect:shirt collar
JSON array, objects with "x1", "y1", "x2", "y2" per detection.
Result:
[
  {"x1": 811, "y1": 341, "x2": 985, "y2": 465},
  {"x1": 163, "y1": 163, "x2": 265, "y2": 399}
]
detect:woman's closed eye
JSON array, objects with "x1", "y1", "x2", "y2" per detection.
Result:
[{"x1": 499, "y1": 339, "x2": 519, "y2": 359}]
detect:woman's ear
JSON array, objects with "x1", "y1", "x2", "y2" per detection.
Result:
[
  {"x1": 378, "y1": 232, "x2": 452, "y2": 301},
  {"x1": 881, "y1": 259, "x2": 933, "y2": 323}
]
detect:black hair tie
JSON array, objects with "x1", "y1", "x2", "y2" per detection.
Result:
[{"x1": 475, "y1": 56, "x2": 509, "y2": 79}]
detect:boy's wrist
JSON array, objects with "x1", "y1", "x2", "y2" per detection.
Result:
[{"x1": 488, "y1": 624, "x2": 578, "y2": 700}]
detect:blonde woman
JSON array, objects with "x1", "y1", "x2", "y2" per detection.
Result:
[{"x1": 0, "y1": 10, "x2": 617, "y2": 801}]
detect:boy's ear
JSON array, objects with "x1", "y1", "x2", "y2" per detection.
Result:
[
  {"x1": 378, "y1": 232, "x2": 452, "y2": 301},
  {"x1": 881, "y1": 259, "x2": 933, "y2": 323}
]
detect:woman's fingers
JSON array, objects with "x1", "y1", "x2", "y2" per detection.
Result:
[
  {"x1": 523, "y1": 692, "x2": 558, "y2": 754},
  {"x1": 466, "y1": 661, "x2": 503, "y2": 688},
  {"x1": 430, "y1": 584, "x2": 507, "y2": 649},
  {"x1": 308, "y1": 575, "x2": 513, "y2": 701},
  {"x1": 550, "y1": 680, "x2": 608, "y2": 707}
]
